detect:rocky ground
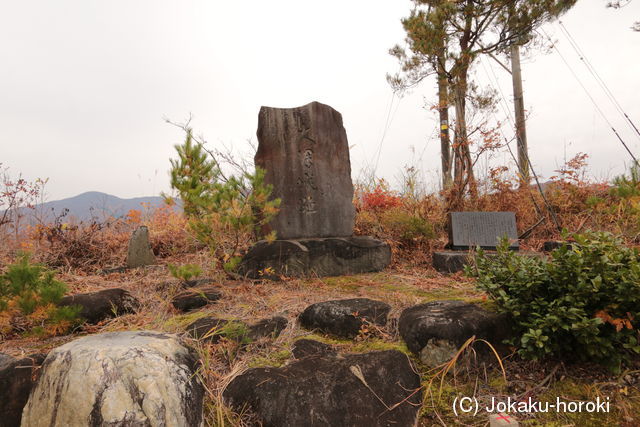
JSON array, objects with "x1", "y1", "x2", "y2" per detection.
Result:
[{"x1": 1, "y1": 256, "x2": 639, "y2": 426}]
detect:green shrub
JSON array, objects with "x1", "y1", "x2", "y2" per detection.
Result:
[
  {"x1": 468, "y1": 232, "x2": 640, "y2": 371},
  {"x1": 168, "y1": 263, "x2": 203, "y2": 282},
  {"x1": 585, "y1": 195, "x2": 605, "y2": 208},
  {"x1": 381, "y1": 208, "x2": 435, "y2": 241},
  {"x1": 0, "y1": 253, "x2": 82, "y2": 334},
  {"x1": 49, "y1": 305, "x2": 83, "y2": 323},
  {"x1": 1, "y1": 253, "x2": 67, "y2": 313},
  {"x1": 611, "y1": 165, "x2": 640, "y2": 198}
]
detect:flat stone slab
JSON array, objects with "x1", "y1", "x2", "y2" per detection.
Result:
[
  {"x1": 186, "y1": 316, "x2": 288, "y2": 343},
  {"x1": 399, "y1": 300, "x2": 511, "y2": 367},
  {"x1": 238, "y1": 236, "x2": 391, "y2": 279},
  {"x1": 171, "y1": 287, "x2": 222, "y2": 312},
  {"x1": 58, "y1": 288, "x2": 139, "y2": 324},
  {"x1": 255, "y1": 101, "x2": 355, "y2": 239},
  {"x1": 433, "y1": 250, "x2": 544, "y2": 274},
  {"x1": 448, "y1": 212, "x2": 518, "y2": 250},
  {"x1": 433, "y1": 251, "x2": 473, "y2": 273},
  {"x1": 224, "y1": 349, "x2": 422, "y2": 426},
  {"x1": 299, "y1": 298, "x2": 391, "y2": 338}
]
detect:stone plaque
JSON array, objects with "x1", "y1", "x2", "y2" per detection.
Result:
[
  {"x1": 255, "y1": 101, "x2": 355, "y2": 239},
  {"x1": 447, "y1": 212, "x2": 518, "y2": 250}
]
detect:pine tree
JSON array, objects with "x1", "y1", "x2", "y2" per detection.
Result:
[
  {"x1": 167, "y1": 128, "x2": 280, "y2": 271},
  {"x1": 390, "y1": 0, "x2": 577, "y2": 207},
  {"x1": 169, "y1": 129, "x2": 219, "y2": 217}
]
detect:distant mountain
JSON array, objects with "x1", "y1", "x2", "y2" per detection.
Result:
[{"x1": 30, "y1": 191, "x2": 179, "y2": 223}]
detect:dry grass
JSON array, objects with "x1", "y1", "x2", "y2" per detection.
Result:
[
  {"x1": 1, "y1": 171, "x2": 640, "y2": 425},
  {"x1": 0, "y1": 247, "x2": 483, "y2": 424},
  {"x1": 1, "y1": 252, "x2": 638, "y2": 426}
]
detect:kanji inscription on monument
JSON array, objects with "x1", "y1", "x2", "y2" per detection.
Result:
[
  {"x1": 255, "y1": 101, "x2": 355, "y2": 239},
  {"x1": 448, "y1": 212, "x2": 518, "y2": 250}
]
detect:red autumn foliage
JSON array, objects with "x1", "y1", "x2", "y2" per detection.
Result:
[{"x1": 359, "y1": 183, "x2": 403, "y2": 211}]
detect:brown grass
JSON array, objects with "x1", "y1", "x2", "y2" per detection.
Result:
[{"x1": 1, "y1": 169, "x2": 639, "y2": 425}]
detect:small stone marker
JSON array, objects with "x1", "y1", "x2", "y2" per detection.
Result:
[
  {"x1": 255, "y1": 101, "x2": 355, "y2": 239},
  {"x1": 126, "y1": 225, "x2": 157, "y2": 268},
  {"x1": 448, "y1": 212, "x2": 518, "y2": 250},
  {"x1": 490, "y1": 412, "x2": 519, "y2": 427}
]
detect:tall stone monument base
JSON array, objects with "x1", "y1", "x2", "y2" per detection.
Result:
[{"x1": 238, "y1": 236, "x2": 391, "y2": 279}]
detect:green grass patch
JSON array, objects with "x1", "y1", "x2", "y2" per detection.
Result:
[
  {"x1": 248, "y1": 349, "x2": 292, "y2": 368},
  {"x1": 349, "y1": 339, "x2": 412, "y2": 355},
  {"x1": 320, "y1": 276, "x2": 362, "y2": 292},
  {"x1": 161, "y1": 311, "x2": 210, "y2": 332}
]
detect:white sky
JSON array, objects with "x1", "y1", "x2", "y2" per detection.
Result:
[{"x1": 1, "y1": 0, "x2": 639, "y2": 201}]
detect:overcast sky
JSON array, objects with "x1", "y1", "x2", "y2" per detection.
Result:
[{"x1": 1, "y1": 0, "x2": 639, "y2": 201}]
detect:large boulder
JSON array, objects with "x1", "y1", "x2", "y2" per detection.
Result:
[
  {"x1": 238, "y1": 236, "x2": 391, "y2": 279},
  {"x1": 0, "y1": 353, "x2": 47, "y2": 427},
  {"x1": 21, "y1": 331, "x2": 204, "y2": 427},
  {"x1": 398, "y1": 300, "x2": 511, "y2": 367},
  {"x1": 171, "y1": 286, "x2": 222, "y2": 312},
  {"x1": 299, "y1": 298, "x2": 391, "y2": 338},
  {"x1": 58, "y1": 288, "x2": 139, "y2": 324},
  {"x1": 224, "y1": 349, "x2": 422, "y2": 426}
]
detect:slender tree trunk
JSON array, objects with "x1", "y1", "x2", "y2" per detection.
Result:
[
  {"x1": 436, "y1": 52, "x2": 452, "y2": 190},
  {"x1": 452, "y1": 81, "x2": 465, "y2": 210},
  {"x1": 451, "y1": 65, "x2": 477, "y2": 207},
  {"x1": 511, "y1": 44, "x2": 530, "y2": 186}
]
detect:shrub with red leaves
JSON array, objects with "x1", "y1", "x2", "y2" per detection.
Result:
[{"x1": 359, "y1": 184, "x2": 403, "y2": 211}]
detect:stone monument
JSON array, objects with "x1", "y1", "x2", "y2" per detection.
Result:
[
  {"x1": 238, "y1": 101, "x2": 390, "y2": 278},
  {"x1": 254, "y1": 101, "x2": 355, "y2": 239}
]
